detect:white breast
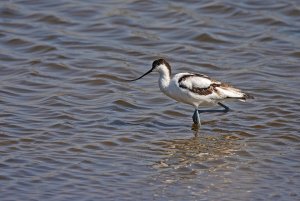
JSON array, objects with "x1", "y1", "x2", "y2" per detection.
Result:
[{"x1": 161, "y1": 74, "x2": 197, "y2": 105}]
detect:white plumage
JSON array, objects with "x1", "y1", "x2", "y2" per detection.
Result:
[{"x1": 130, "y1": 58, "x2": 253, "y2": 125}]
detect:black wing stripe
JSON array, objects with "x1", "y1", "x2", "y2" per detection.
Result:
[{"x1": 179, "y1": 75, "x2": 221, "y2": 96}]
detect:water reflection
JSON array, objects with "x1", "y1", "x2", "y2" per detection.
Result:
[
  {"x1": 149, "y1": 133, "x2": 241, "y2": 199},
  {"x1": 153, "y1": 134, "x2": 240, "y2": 171}
]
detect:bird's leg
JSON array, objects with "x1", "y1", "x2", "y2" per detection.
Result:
[
  {"x1": 218, "y1": 102, "x2": 230, "y2": 113},
  {"x1": 192, "y1": 109, "x2": 201, "y2": 126}
]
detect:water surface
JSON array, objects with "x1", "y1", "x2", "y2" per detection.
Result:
[{"x1": 0, "y1": 0, "x2": 300, "y2": 200}]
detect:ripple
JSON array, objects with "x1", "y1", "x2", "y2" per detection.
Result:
[
  {"x1": 290, "y1": 51, "x2": 300, "y2": 57},
  {"x1": 27, "y1": 44, "x2": 57, "y2": 53},
  {"x1": 200, "y1": 2, "x2": 236, "y2": 14},
  {"x1": 247, "y1": 16, "x2": 289, "y2": 26},
  {"x1": 193, "y1": 33, "x2": 231, "y2": 44},
  {"x1": 114, "y1": 99, "x2": 142, "y2": 109},
  {"x1": 5, "y1": 38, "x2": 32, "y2": 47},
  {"x1": 0, "y1": 0, "x2": 300, "y2": 200},
  {"x1": 283, "y1": 7, "x2": 300, "y2": 17},
  {"x1": 34, "y1": 14, "x2": 72, "y2": 25}
]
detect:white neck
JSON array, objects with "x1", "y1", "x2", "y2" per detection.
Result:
[{"x1": 157, "y1": 65, "x2": 171, "y2": 91}]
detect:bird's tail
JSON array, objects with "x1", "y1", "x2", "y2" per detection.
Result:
[{"x1": 217, "y1": 86, "x2": 254, "y2": 102}]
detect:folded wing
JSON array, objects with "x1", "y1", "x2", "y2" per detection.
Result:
[{"x1": 178, "y1": 73, "x2": 253, "y2": 101}]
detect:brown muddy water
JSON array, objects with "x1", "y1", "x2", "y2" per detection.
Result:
[{"x1": 1, "y1": 0, "x2": 300, "y2": 200}]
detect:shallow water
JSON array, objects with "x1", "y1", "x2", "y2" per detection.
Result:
[{"x1": 1, "y1": 0, "x2": 300, "y2": 200}]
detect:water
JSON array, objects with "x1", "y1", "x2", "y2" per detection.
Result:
[{"x1": 0, "y1": 0, "x2": 300, "y2": 200}]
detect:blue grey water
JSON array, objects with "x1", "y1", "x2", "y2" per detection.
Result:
[{"x1": 0, "y1": 0, "x2": 299, "y2": 200}]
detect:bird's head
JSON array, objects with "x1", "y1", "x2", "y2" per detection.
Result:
[
  {"x1": 130, "y1": 58, "x2": 171, "y2": 81},
  {"x1": 151, "y1": 58, "x2": 171, "y2": 73}
]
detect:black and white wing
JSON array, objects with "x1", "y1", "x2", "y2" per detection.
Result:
[{"x1": 177, "y1": 73, "x2": 253, "y2": 100}]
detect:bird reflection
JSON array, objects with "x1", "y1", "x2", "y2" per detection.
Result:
[{"x1": 152, "y1": 134, "x2": 240, "y2": 171}]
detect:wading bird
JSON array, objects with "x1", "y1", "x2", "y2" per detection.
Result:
[{"x1": 130, "y1": 58, "x2": 253, "y2": 126}]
